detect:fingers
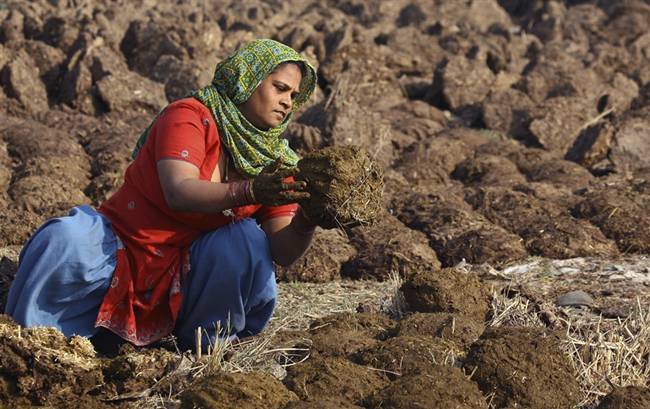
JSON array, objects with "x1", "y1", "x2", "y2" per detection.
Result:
[
  {"x1": 266, "y1": 191, "x2": 310, "y2": 206},
  {"x1": 291, "y1": 191, "x2": 311, "y2": 201},
  {"x1": 281, "y1": 181, "x2": 307, "y2": 191},
  {"x1": 275, "y1": 191, "x2": 310, "y2": 205}
]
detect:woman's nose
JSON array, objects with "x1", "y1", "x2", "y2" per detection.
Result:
[{"x1": 280, "y1": 95, "x2": 292, "y2": 110}]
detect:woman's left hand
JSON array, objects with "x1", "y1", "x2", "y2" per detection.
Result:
[{"x1": 252, "y1": 159, "x2": 310, "y2": 206}]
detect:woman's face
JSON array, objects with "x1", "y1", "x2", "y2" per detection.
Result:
[{"x1": 237, "y1": 62, "x2": 303, "y2": 130}]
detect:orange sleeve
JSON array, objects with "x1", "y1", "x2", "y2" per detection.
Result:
[
  {"x1": 153, "y1": 102, "x2": 208, "y2": 169},
  {"x1": 255, "y1": 202, "x2": 299, "y2": 223}
]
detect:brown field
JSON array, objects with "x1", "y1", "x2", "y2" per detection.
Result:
[{"x1": 2, "y1": 0, "x2": 650, "y2": 408}]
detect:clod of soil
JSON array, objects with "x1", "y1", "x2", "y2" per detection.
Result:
[
  {"x1": 467, "y1": 187, "x2": 619, "y2": 258},
  {"x1": 275, "y1": 227, "x2": 356, "y2": 282},
  {"x1": 103, "y1": 345, "x2": 179, "y2": 396},
  {"x1": 573, "y1": 189, "x2": 650, "y2": 253},
  {"x1": 308, "y1": 312, "x2": 397, "y2": 340},
  {"x1": 398, "y1": 312, "x2": 485, "y2": 348},
  {"x1": 463, "y1": 326, "x2": 580, "y2": 409},
  {"x1": 284, "y1": 355, "x2": 388, "y2": 402},
  {"x1": 400, "y1": 268, "x2": 490, "y2": 322},
  {"x1": 284, "y1": 398, "x2": 363, "y2": 408},
  {"x1": 353, "y1": 335, "x2": 464, "y2": 379},
  {"x1": 307, "y1": 312, "x2": 396, "y2": 357},
  {"x1": 180, "y1": 371, "x2": 297, "y2": 409},
  {"x1": 394, "y1": 189, "x2": 528, "y2": 266},
  {"x1": 342, "y1": 212, "x2": 441, "y2": 281},
  {"x1": 297, "y1": 145, "x2": 384, "y2": 229},
  {"x1": 364, "y1": 366, "x2": 488, "y2": 409},
  {"x1": 352, "y1": 336, "x2": 465, "y2": 380},
  {"x1": 596, "y1": 386, "x2": 650, "y2": 409},
  {"x1": 452, "y1": 154, "x2": 527, "y2": 187},
  {"x1": 0, "y1": 315, "x2": 104, "y2": 407}
]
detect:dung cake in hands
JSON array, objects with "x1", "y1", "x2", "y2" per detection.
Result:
[{"x1": 297, "y1": 145, "x2": 384, "y2": 229}]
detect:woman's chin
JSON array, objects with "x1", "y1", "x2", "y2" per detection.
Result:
[{"x1": 265, "y1": 119, "x2": 283, "y2": 129}]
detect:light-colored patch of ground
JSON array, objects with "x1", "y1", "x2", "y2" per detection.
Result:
[{"x1": 469, "y1": 255, "x2": 650, "y2": 321}]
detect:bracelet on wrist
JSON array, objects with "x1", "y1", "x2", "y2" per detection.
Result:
[
  {"x1": 226, "y1": 181, "x2": 255, "y2": 207},
  {"x1": 246, "y1": 180, "x2": 257, "y2": 204}
]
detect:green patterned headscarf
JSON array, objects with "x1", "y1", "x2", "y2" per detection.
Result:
[{"x1": 132, "y1": 39, "x2": 317, "y2": 177}]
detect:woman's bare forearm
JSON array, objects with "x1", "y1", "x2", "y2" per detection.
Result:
[
  {"x1": 166, "y1": 178, "x2": 251, "y2": 213},
  {"x1": 157, "y1": 159, "x2": 252, "y2": 213},
  {"x1": 264, "y1": 211, "x2": 315, "y2": 266}
]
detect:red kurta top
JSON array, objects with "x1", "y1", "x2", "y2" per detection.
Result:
[{"x1": 96, "y1": 98, "x2": 297, "y2": 345}]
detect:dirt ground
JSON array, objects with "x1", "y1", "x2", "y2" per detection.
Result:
[{"x1": 2, "y1": 0, "x2": 650, "y2": 408}]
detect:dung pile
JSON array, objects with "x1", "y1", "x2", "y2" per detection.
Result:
[
  {"x1": 364, "y1": 365, "x2": 488, "y2": 409},
  {"x1": 180, "y1": 372, "x2": 298, "y2": 409},
  {"x1": 400, "y1": 268, "x2": 490, "y2": 322},
  {"x1": 0, "y1": 314, "x2": 192, "y2": 407},
  {"x1": 0, "y1": 315, "x2": 104, "y2": 407},
  {"x1": 352, "y1": 335, "x2": 464, "y2": 378},
  {"x1": 297, "y1": 145, "x2": 384, "y2": 229},
  {"x1": 306, "y1": 312, "x2": 396, "y2": 358},
  {"x1": 283, "y1": 355, "x2": 389, "y2": 402},
  {"x1": 397, "y1": 312, "x2": 484, "y2": 349},
  {"x1": 463, "y1": 326, "x2": 581, "y2": 409}
]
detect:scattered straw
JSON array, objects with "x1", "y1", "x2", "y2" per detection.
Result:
[
  {"x1": 380, "y1": 271, "x2": 407, "y2": 320},
  {"x1": 488, "y1": 286, "x2": 545, "y2": 328},
  {"x1": 562, "y1": 298, "x2": 650, "y2": 408},
  {"x1": 272, "y1": 279, "x2": 395, "y2": 332}
]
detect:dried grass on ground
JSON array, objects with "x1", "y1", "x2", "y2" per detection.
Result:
[
  {"x1": 488, "y1": 266, "x2": 650, "y2": 409},
  {"x1": 564, "y1": 301, "x2": 650, "y2": 408}
]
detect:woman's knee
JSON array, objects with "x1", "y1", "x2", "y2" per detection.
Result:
[
  {"x1": 193, "y1": 219, "x2": 270, "y2": 265},
  {"x1": 37, "y1": 206, "x2": 104, "y2": 243},
  {"x1": 44, "y1": 217, "x2": 79, "y2": 241}
]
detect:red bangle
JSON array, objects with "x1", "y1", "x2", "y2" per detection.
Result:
[{"x1": 226, "y1": 181, "x2": 254, "y2": 207}]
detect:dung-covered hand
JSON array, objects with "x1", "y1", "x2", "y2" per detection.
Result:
[{"x1": 252, "y1": 158, "x2": 310, "y2": 206}]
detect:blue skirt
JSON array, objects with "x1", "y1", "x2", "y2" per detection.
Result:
[{"x1": 4, "y1": 205, "x2": 277, "y2": 351}]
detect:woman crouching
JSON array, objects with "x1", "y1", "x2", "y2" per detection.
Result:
[{"x1": 4, "y1": 39, "x2": 318, "y2": 352}]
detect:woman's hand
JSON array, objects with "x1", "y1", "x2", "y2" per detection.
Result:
[{"x1": 252, "y1": 159, "x2": 310, "y2": 206}]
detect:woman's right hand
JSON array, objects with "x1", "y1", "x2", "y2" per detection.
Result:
[{"x1": 252, "y1": 159, "x2": 310, "y2": 206}]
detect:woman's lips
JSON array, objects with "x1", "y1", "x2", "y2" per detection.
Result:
[{"x1": 274, "y1": 110, "x2": 286, "y2": 119}]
